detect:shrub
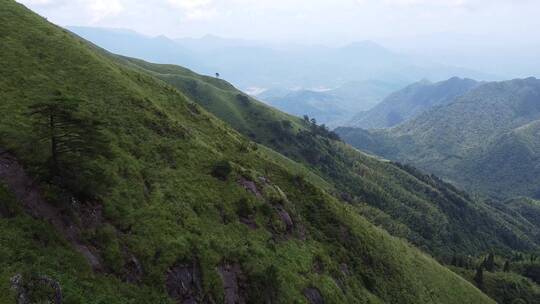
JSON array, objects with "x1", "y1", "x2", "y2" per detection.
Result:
[
  {"x1": 211, "y1": 160, "x2": 232, "y2": 180},
  {"x1": 236, "y1": 197, "x2": 255, "y2": 218}
]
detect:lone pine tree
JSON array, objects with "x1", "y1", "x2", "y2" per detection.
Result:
[
  {"x1": 28, "y1": 91, "x2": 111, "y2": 198},
  {"x1": 474, "y1": 266, "x2": 484, "y2": 290},
  {"x1": 484, "y1": 253, "x2": 495, "y2": 272}
]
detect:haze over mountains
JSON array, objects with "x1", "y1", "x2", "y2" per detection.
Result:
[
  {"x1": 68, "y1": 26, "x2": 503, "y2": 126},
  {"x1": 68, "y1": 26, "x2": 494, "y2": 91},
  {"x1": 257, "y1": 80, "x2": 401, "y2": 127}
]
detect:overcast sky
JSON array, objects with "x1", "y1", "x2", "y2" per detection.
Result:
[
  {"x1": 16, "y1": 0, "x2": 540, "y2": 77},
  {"x1": 16, "y1": 0, "x2": 540, "y2": 45}
]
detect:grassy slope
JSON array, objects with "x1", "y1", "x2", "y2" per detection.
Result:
[
  {"x1": 0, "y1": 1, "x2": 494, "y2": 303},
  {"x1": 122, "y1": 51, "x2": 540, "y2": 258},
  {"x1": 337, "y1": 78, "x2": 540, "y2": 200},
  {"x1": 452, "y1": 266, "x2": 540, "y2": 304},
  {"x1": 346, "y1": 77, "x2": 479, "y2": 129}
]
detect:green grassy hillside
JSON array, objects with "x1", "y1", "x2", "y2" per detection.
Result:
[
  {"x1": 347, "y1": 77, "x2": 479, "y2": 129},
  {"x1": 337, "y1": 78, "x2": 540, "y2": 200},
  {"x1": 121, "y1": 51, "x2": 540, "y2": 259},
  {"x1": 0, "y1": 1, "x2": 496, "y2": 303}
]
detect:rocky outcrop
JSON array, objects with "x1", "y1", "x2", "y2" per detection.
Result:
[
  {"x1": 239, "y1": 216, "x2": 258, "y2": 230},
  {"x1": 166, "y1": 262, "x2": 203, "y2": 304},
  {"x1": 123, "y1": 254, "x2": 144, "y2": 283},
  {"x1": 218, "y1": 263, "x2": 246, "y2": 304},
  {"x1": 303, "y1": 287, "x2": 324, "y2": 304},
  {"x1": 238, "y1": 177, "x2": 262, "y2": 198},
  {"x1": 276, "y1": 206, "x2": 294, "y2": 233},
  {"x1": 0, "y1": 152, "x2": 104, "y2": 271},
  {"x1": 10, "y1": 273, "x2": 62, "y2": 304}
]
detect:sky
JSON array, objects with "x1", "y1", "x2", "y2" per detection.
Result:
[
  {"x1": 16, "y1": 0, "x2": 540, "y2": 77},
  {"x1": 16, "y1": 0, "x2": 540, "y2": 45}
]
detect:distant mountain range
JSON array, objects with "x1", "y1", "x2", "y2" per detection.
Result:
[
  {"x1": 337, "y1": 77, "x2": 540, "y2": 200},
  {"x1": 256, "y1": 80, "x2": 401, "y2": 127},
  {"x1": 346, "y1": 77, "x2": 480, "y2": 129},
  {"x1": 68, "y1": 26, "x2": 495, "y2": 92}
]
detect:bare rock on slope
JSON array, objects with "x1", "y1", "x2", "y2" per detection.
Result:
[{"x1": 166, "y1": 262, "x2": 203, "y2": 304}]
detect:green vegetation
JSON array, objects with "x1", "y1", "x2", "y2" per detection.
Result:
[
  {"x1": 27, "y1": 91, "x2": 112, "y2": 198},
  {"x1": 123, "y1": 52, "x2": 540, "y2": 259},
  {"x1": 0, "y1": 1, "x2": 500, "y2": 303},
  {"x1": 337, "y1": 78, "x2": 540, "y2": 200},
  {"x1": 346, "y1": 77, "x2": 478, "y2": 129},
  {"x1": 449, "y1": 252, "x2": 540, "y2": 304}
]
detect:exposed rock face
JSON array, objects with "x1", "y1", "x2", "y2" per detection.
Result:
[
  {"x1": 276, "y1": 206, "x2": 294, "y2": 233},
  {"x1": 238, "y1": 177, "x2": 262, "y2": 198},
  {"x1": 123, "y1": 254, "x2": 144, "y2": 283},
  {"x1": 166, "y1": 262, "x2": 203, "y2": 304},
  {"x1": 339, "y1": 263, "x2": 350, "y2": 276},
  {"x1": 0, "y1": 152, "x2": 104, "y2": 271},
  {"x1": 218, "y1": 263, "x2": 246, "y2": 304},
  {"x1": 239, "y1": 216, "x2": 258, "y2": 230},
  {"x1": 303, "y1": 287, "x2": 324, "y2": 304},
  {"x1": 10, "y1": 273, "x2": 63, "y2": 304},
  {"x1": 296, "y1": 222, "x2": 308, "y2": 240},
  {"x1": 75, "y1": 244, "x2": 102, "y2": 271}
]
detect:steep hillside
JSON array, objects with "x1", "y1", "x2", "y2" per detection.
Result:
[
  {"x1": 347, "y1": 77, "x2": 479, "y2": 129},
  {"x1": 337, "y1": 78, "x2": 540, "y2": 199},
  {"x1": 120, "y1": 50, "x2": 540, "y2": 259},
  {"x1": 0, "y1": 1, "x2": 498, "y2": 303}
]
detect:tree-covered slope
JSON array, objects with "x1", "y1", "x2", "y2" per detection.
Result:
[
  {"x1": 337, "y1": 78, "x2": 540, "y2": 199},
  {"x1": 0, "y1": 1, "x2": 497, "y2": 303},
  {"x1": 119, "y1": 48, "x2": 540, "y2": 259},
  {"x1": 347, "y1": 77, "x2": 479, "y2": 129}
]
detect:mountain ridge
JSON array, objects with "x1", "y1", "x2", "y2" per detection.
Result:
[
  {"x1": 347, "y1": 77, "x2": 480, "y2": 129},
  {"x1": 0, "y1": 1, "x2": 501, "y2": 302},
  {"x1": 337, "y1": 77, "x2": 540, "y2": 199}
]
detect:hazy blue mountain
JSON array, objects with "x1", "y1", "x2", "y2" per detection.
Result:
[
  {"x1": 337, "y1": 77, "x2": 540, "y2": 199},
  {"x1": 67, "y1": 26, "x2": 204, "y2": 70},
  {"x1": 347, "y1": 77, "x2": 480, "y2": 129},
  {"x1": 69, "y1": 26, "x2": 492, "y2": 91},
  {"x1": 259, "y1": 89, "x2": 346, "y2": 126},
  {"x1": 257, "y1": 80, "x2": 401, "y2": 126},
  {"x1": 175, "y1": 34, "x2": 264, "y2": 52}
]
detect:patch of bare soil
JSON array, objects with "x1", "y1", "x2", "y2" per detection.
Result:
[{"x1": 0, "y1": 152, "x2": 103, "y2": 271}]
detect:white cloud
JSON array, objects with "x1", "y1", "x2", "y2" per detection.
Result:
[
  {"x1": 165, "y1": 0, "x2": 218, "y2": 20},
  {"x1": 16, "y1": 0, "x2": 540, "y2": 46},
  {"x1": 18, "y1": 0, "x2": 124, "y2": 22},
  {"x1": 19, "y1": 0, "x2": 56, "y2": 4},
  {"x1": 85, "y1": 0, "x2": 124, "y2": 22},
  {"x1": 167, "y1": 0, "x2": 213, "y2": 9}
]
